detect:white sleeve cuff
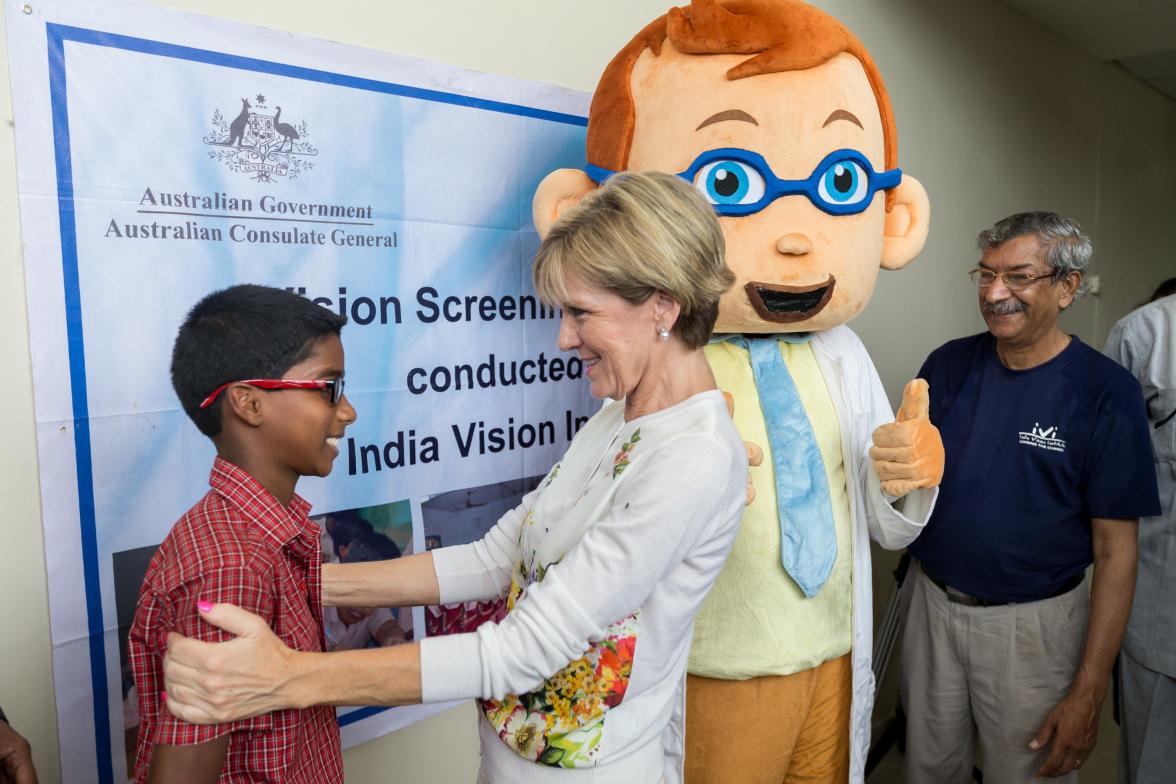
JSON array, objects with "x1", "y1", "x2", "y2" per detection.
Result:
[
  {"x1": 896, "y1": 485, "x2": 938, "y2": 526},
  {"x1": 431, "y1": 544, "x2": 500, "y2": 604},
  {"x1": 419, "y1": 632, "x2": 484, "y2": 703},
  {"x1": 863, "y1": 459, "x2": 938, "y2": 550}
]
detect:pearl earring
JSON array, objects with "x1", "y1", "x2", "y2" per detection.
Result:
[{"x1": 658, "y1": 326, "x2": 670, "y2": 340}]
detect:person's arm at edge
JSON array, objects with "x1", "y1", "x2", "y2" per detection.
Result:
[
  {"x1": 145, "y1": 736, "x2": 229, "y2": 784},
  {"x1": 0, "y1": 708, "x2": 39, "y2": 784},
  {"x1": 1031, "y1": 516, "x2": 1138, "y2": 778}
]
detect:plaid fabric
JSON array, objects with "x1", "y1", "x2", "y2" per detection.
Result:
[
  {"x1": 128, "y1": 457, "x2": 343, "y2": 782},
  {"x1": 425, "y1": 599, "x2": 506, "y2": 637}
]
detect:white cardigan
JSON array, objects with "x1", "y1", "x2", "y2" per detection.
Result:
[{"x1": 420, "y1": 390, "x2": 747, "y2": 783}]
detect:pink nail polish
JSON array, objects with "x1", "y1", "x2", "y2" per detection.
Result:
[
  {"x1": 161, "y1": 691, "x2": 167, "y2": 702},
  {"x1": 197, "y1": 600, "x2": 213, "y2": 612}
]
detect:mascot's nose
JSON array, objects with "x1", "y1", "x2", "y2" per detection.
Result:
[{"x1": 776, "y1": 233, "x2": 812, "y2": 255}]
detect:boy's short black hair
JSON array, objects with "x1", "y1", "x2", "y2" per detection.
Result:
[
  {"x1": 171, "y1": 284, "x2": 347, "y2": 437},
  {"x1": 341, "y1": 533, "x2": 402, "y2": 564}
]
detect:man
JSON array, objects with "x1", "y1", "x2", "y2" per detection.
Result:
[
  {"x1": 902, "y1": 212, "x2": 1160, "y2": 783},
  {"x1": 1104, "y1": 285, "x2": 1176, "y2": 783},
  {"x1": 534, "y1": 2, "x2": 943, "y2": 780}
]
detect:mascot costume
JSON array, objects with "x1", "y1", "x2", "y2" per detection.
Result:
[{"x1": 534, "y1": 1, "x2": 945, "y2": 781}]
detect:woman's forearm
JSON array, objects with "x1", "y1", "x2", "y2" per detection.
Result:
[
  {"x1": 287, "y1": 642, "x2": 423, "y2": 709},
  {"x1": 323, "y1": 552, "x2": 441, "y2": 608}
]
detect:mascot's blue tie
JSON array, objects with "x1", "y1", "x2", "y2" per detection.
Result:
[{"x1": 724, "y1": 335, "x2": 836, "y2": 598}]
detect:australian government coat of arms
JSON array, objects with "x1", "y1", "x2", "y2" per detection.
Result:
[{"x1": 203, "y1": 94, "x2": 318, "y2": 182}]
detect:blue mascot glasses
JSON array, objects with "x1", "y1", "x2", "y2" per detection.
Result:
[{"x1": 585, "y1": 148, "x2": 902, "y2": 217}]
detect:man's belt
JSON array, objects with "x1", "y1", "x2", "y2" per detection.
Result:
[{"x1": 922, "y1": 565, "x2": 1084, "y2": 607}]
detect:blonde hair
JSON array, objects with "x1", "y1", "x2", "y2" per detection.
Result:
[{"x1": 533, "y1": 170, "x2": 733, "y2": 349}]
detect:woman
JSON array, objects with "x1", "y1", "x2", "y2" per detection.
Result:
[{"x1": 163, "y1": 171, "x2": 748, "y2": 783}]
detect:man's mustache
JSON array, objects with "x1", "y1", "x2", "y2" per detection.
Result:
[{"x1": 983, "y1": 299, "x2": 1028, "y2": 316}]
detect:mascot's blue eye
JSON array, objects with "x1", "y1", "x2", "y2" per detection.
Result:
[
  {"x1": 693, "y1": 160, "x2": 766, "y2": 206},
  {"x1": 816, "y1": 158, "x2": 869, "y2": 205}
]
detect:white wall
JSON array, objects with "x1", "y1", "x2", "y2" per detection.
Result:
[{"x1": 2, "y1": 1, "x2": 1172, "y2": 781}]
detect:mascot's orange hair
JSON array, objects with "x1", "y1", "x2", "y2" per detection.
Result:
[{"x1": 586, "y1": 0, "x2": 898, "y2": 209}]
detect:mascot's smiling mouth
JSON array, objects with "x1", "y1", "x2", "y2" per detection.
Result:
[{"x1": 746, "y1": 277, "x2": 836, "y2": 323}]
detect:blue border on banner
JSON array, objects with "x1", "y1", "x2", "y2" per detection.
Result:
[{"x1": 45, "y1": 22, "x2": 586, "y2": 782}]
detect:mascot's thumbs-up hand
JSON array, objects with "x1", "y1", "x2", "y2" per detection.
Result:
[
  {"x1": 868, "y1": 379, "x2": 945, "y2": 498},
  {"x1": 723, "y1": 391, "x2": 763, "y2": 505}
]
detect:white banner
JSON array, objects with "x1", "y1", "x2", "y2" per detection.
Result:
[{"x1": 4, "y1": 1, "x2": 595, "y2": 780}]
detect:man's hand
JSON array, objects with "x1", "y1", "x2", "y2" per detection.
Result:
[
  {"x1": 0, "y1": 718, "x2": 38, "y2": 784},
  {"x1": 1030, "y1": 684, "x2": 1103, "y2": 778},
  {"x1": 163, "y1": 603, "x2": 298, "y2": 725},
  {"x1": 723, "y1": 391, "x2": 763, "y2": 505},
  {"x1": 869, "y1": 379, "x2": 945, "y2": 498}
]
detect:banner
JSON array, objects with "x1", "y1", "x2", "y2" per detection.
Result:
[{"x1": 5, "y1": 1, "x2": 596, "y2": 780}]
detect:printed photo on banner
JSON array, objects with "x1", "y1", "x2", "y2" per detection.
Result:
[
  {"x1": 315, "y1": 500, "x2": 415, "y2": 651},
  {"x1": 420, "y1": 476, "x2": 546, "y2": 636}
]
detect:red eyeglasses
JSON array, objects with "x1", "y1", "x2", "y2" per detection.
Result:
[{"x1": 198, "y1": 378, "x2": 345, "y2": 409}]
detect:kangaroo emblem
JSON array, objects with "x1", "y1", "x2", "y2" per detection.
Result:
[
  {"x1": 204, "y1": 94, "x2": 317, "y2": 182},
  {"x1": 226, "y1": 98, "x2": 251, "y2": 147}
]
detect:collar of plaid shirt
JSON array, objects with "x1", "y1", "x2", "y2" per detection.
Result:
[{"x1": 209, "y1": 457, "x2": 319, "y2": 557}]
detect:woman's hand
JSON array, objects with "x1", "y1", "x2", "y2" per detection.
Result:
[{"x1": 163, "y1": 603, "x2": 300, "y2": 724}]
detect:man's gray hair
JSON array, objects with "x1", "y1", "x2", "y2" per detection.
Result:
[{"x1": 977, "y1": 211, "x2": 1093, "y2": 298}]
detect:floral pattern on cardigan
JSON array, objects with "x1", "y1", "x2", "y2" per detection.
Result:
[{"x1": 480, "y1": 559, "x2": 639, "y2": 768}]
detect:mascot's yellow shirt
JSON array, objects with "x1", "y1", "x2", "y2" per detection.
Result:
[{"x1": 690, "y1": 340, "x2": 853, "y2": 678}]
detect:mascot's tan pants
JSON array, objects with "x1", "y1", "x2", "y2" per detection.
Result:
[{"x1": 684, "y1": 653, "x2": 851, "y2": 784}]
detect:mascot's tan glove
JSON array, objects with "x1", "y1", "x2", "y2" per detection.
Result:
[
  {"x1": 723, "y1": 391, "x2": 764, "y2": 505},
  {"x1": 868, "y1": 379, "x2": 944, "y2": 498}
]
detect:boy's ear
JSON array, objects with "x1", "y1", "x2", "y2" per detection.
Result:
[
  {"x1": 532, "y1": 168, "x2": 598, "y2": 239},
  {"x1": 224, "y1": 384, "x2": 264, "y2": 427},
  {"x1": 880, "y1": 173, "x2": 931, "y2": 271}
]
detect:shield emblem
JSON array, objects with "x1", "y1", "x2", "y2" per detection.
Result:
[{"x1": 245, "y1": 112, "x2": 276, "y2": 146}]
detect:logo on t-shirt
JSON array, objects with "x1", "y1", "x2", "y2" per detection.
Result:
[{"x1": 1019, "y1": 422, "x2": 1066, "y2": 453}]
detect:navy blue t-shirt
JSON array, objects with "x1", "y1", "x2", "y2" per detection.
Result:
[{"x1": 909, "y1": 333, "x2": 1160, "y2": 603}]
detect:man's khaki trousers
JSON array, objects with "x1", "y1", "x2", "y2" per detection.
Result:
[{"x1": 900, "y1": 559, "x2": 1086, "y2": 784}]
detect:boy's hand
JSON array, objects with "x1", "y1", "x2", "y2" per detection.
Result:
[
  {"x1": 723, "y1": 391, "x2": 763, "y2": 505},
  {"x1": 163, "y1": 603, "x2": 297, "y2": 724},
  {"x1": 868, "y1": 379, "x2": 945, "y2": 498}
]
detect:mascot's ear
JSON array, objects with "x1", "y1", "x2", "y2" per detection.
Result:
[
  {"x1": 533, "y1": 168, "x2": 598, "y2": 239},
  {"x1": 880, "y1": 174, "x2": 931, "y2": 271}
]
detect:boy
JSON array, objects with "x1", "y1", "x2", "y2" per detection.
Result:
[{"x1": 128, "y1": 284, "x2": 355, "y2": 782}]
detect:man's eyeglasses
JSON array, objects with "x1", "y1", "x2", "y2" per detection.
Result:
[
  {"x1": 968, "y1": 269, "x2": 1057, "y2": 291},
  {"x1": 198, "y1": 378, "x2": 345, "y2": 410},
  {"x1": 584, "y1": 148, "x2": 902, "y2": 217}
]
